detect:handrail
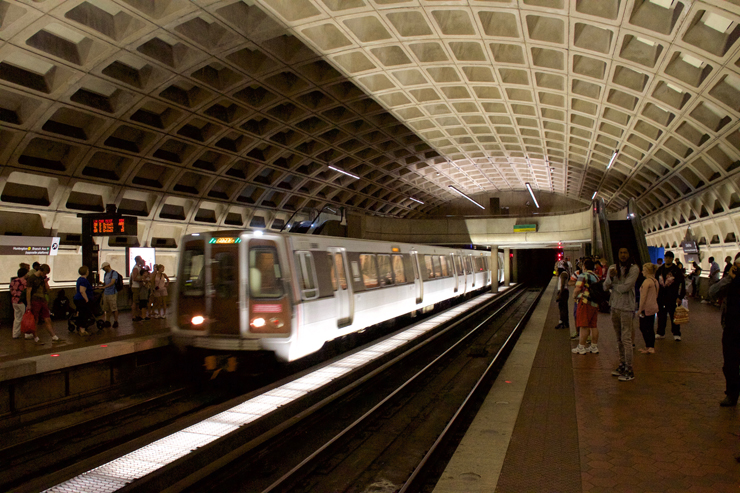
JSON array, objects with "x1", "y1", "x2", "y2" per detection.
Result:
[{"x1": 628, "y1": 198, "x2": 651, "y2": 266}]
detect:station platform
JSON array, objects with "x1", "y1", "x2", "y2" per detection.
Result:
[
  {"x1": 0, "y1": 313, "x2": 170, "y2": 382},
  {"x1": 435, "y1": 279, "x2": 739, "y2": 493}
]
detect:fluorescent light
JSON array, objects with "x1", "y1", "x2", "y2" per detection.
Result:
[
  {"x1": 592, "y1": 191, "x2": 598, "y2": 200},
  {"x1": 409, "y1": 197, "x2": 424, "y2": 205},
  {"x1": 253, "y1": 230, "x2": 263, "y2": 236},
  {"x1": 448, "y1": 186, "x2": 485, "y2": 209},
  {"x1": 525, "y1": 182, "x2": 539, "y2": 208},
  {"x1": 607, "y1": 150, "x2": 618, "y2": 169},
  {"x1": 328, "y1": 165, "x2": 359, "y2": 180}
]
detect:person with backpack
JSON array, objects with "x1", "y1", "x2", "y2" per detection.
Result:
[
  {"x1": 655, "y1": 251, "x2": 686, "y2": 341},
  {"x1": 100, "y1": 262, "x2": 120, "y2": 328},
  {"x1": 572, "y1": 259, "x2": 601, "y2": 355},
  {"x1": 604, "y1": 247, "x2": 640, "y2": 381}
]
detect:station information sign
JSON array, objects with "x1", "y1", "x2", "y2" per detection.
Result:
[
  {"x1": 0, "y1": 236, "x2": 60, "y2": 256},
  {"x1": 90, "y1": 216, "x2": 138, "y2": 236}
]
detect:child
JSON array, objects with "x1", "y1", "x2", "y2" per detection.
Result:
[
  {"x1": 52, "y1": 290, "x2": 71, "y2": 320},
  {"x1": 556, "y1": 271, "x2": 570, "y2": 329},
  {"x1": 138, "y1": 267, "x2": 151, "y2": 321}
]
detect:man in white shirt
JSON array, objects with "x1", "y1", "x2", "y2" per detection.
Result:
[{"x1": 704, "y1": 256, "x2": 721, "y2": 304}]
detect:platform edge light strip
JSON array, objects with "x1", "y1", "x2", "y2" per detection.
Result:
[{"x1": 43, "y1": 292, "x2": 502, "y2": 492}]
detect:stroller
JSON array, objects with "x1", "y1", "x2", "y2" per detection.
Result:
[{"x1": 68, "y1": 291, "x2": 105, "y2": 333}]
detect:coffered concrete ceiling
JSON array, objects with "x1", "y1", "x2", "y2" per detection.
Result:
[{"x1": 1, "y1": 0, "x2": 740, "y2": 234}]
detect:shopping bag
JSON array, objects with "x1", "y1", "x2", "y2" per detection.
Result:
[
  {"x1": 21, "y1": 310, "x2": 36, "y2": 333},
  {"x1": 673, "y1": 305, "x2": 689, "y2": 325}
]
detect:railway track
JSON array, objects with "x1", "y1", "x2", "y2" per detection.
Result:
[
  {"x1": 194, "y1": 284, "x2": 544, "y2": 493},
  {"x1": 30, "y1": 287, "x2": 541, "y2": 492}
]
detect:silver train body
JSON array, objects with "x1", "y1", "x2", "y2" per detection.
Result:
[{"x1": 171, "y1": 231, "x2": 499, "y2": 362}]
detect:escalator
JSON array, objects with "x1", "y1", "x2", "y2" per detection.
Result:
[{"x1": 592, "y1": 197, "x2": 649, "y2": 266}]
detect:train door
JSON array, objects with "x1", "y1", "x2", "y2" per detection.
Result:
[
  {"x1": 466, "y1": 255, "x2": 475, "y2": 288},
  {"x1": 454, "y1": 254, "x2": 466, "y2": 294},
  {"x1": 328, "y1": 248, "x2": 353, "y2": 327},
  {"x1": 208, "y1": 239, "x2": 240, "y2": 335},
  {"x1": 411, "y1": 251, "x2": 423, "y2": 304},
  {"x1": 247, "y1": 237, "x2": 291, "y2": 336}
]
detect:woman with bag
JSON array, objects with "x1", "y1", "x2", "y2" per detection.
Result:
[
  {"x1": 638, "y1": 263, "x2": 659, "y2": 354},
  {"x1": 73, "y1": 266, "x2": 93, "y2": 336}
]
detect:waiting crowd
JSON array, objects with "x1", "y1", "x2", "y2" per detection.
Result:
[
  {"x1": 556, "y1": 250, "x2": 740, "y2": 405},
  {"x1": 9, "y1": 256, "x2": 169, "y2": 343}
]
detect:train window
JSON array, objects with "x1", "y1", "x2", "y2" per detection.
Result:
[
  {"x1": 475, "y1": 257, "x2": 483, "y2": 272},
  {"x1": 482, "y1": 257, "x2": 489, "y2": 271},
  {"x1": 295, "y1": 251, "x2": 318, "y2": 300},
  {"x1": 180, "y1": 243, "x2": 205, "y2": 296},
  {"x1": 334, "y1": 253, "x2": 348, "y2": 290},
  {"x1": 440, "y1": 256, "x2": 449, "y2": 277},
  {"x1": 424, "y1": 255, "x2": 435, "y2": 279},
  {"x1": 392, "y1": 255, "x2": 406, "y2": 284},
  {"x1": 432, "y1": 256, "x2": 442, "y2": 278},
  {"x1": 351, "y1": 261, "x2": 361, "y2": 282},
  {"x1": 465, "y1": 256, "x2": 473, "y2": 274},
  {"x1": 377, "y1": 255, "x2": 393, "y2": 286},
  {"x1": 360, "y1": 254, "x2": 378, "y2": 288},
  {"x1": 213, "y1": 251, "x2": 237, "y2": 299},
  {"x1": 249, "y1": 247, "x2": 283, "y2": 298},
  {"x1": 454, "y1": 255, "x2": 463, "y2": 276}
]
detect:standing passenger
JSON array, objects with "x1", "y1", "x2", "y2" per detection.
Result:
[
  {"x1": 25, "y1": 264, "x2": 60, "y2": 343},
  {"x1": 655, "y1": 251, "x2": 686, "y2": 341},
  {"x1": 138, "y1": 267, "x2": 152, "y2": 321},
  {"x1": 73, "y1": 266, "x2": 93, "y2": 336},
  {"x1": 152, "y1": 264, "x2": 170, "y2": 319},
  {"x1": 130, "y1": 256, "x2": 144, "y2": 322},
  {"x1": 704, "y1": 257, "x2": 720, "y2": 304},
  {"x1": 709, "y1": 253, "x2": 740, "y2": 406},
  {"x1": 572, "y1": 259, "x2": 600, "y2": 355},
  {"x1": 10, "y1": 267, "x2": 28, "y2": 338},
  {"x1": 723, "y1": 256, "x2": 733, "y2": 278},
  {"x1": 100, "y1": 262, "x2": 119, "y2": 328},
  {"x1": 604, "y1": 247, "x2": 640, "y2": 381},
  {"x1": 637, "y1": 263, "x2": 659, "y2": 354},
  {"x1": 555, "y1": 271, "x2": 570, "y2": 330}
]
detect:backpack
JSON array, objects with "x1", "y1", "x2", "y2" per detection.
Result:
[
  {"x1": 113, "y1": 271, "x2": 124, "y2": 292},
  {"x1": 584, "y1": 273, "x2": 609, "y2": 306}
]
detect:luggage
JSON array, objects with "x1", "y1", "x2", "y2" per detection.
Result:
[{"x1": 21, "y1": 310, "x2": 35, "y2": 334}]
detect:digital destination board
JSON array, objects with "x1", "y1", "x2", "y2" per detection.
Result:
[{"x1": 90, "y1": 216, "x2": 138, "y2": 236}]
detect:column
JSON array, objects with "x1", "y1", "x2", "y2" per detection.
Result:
[
  {"x1": 503, "y1": 248, "x2": 511, "y2": 286},
  {"x1": 490, "y1": 245, "x2": 499, "y2": 293}
]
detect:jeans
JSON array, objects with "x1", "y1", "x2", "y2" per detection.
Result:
[
  {"x1": 12, "y1": 303, "x2": 25, "y2": 338},
  {"x1": 639, "y1": 313, "x2": 656, "y2": 349},
  {"x1": 612, "y1": 309, "x2": 634, "y2": 368},
  {"x1": 657, "y1": 303, "x2": 680, "y2": 337}
]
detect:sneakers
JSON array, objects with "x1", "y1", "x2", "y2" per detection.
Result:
[
  {"x1": 112, "y1": 321, "x2": 119, "y2": 328},
  {"x1": 618, "y1": 369, "x2": 635, "y2": 381},
  {"x1": 655, "y1": 334, "x2": 665, "y2": 339},
  {"x1": 25, "y1": 333, "x2": 33, "y2": 340},
  {"x1": 571, "y1": 345, "x2": 588, "y2": 355},
  {"x1": 674, "y1": 335, "x2": 681, "y2": 341},
  {"x1": 51, "y1": 335, "x2": 61, "y2": 342},
  {"x1": 589, "y1": 344, "x2": 599, "y2": 354},
  {"x1": 720, "y1": 396, "x2": 738, "y2": 407},
  {"x1": 612, "y1": 364, "x2": 626, "y2": 377}
]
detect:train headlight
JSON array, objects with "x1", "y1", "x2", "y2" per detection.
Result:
[
  {"x1": 191, "y1": 315, "x2": 205, "y2": 325},
  {"x1": 269, "y1": 317, "x2": 284, "y2": 328},
  {"x1": 250, "y1": 317, "x2": 266, "y2": 328}
]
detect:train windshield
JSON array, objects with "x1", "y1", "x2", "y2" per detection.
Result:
[
  {"x1": 180, "y1": 242, "x2": 205, "y2": 296},
  {"x1": 249, "y1": 247, "x2": 284, "y2": 298}
]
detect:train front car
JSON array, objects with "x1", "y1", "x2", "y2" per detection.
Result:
[{"x1": 172, "y1": 231, "x2": 294, "y2": 370}]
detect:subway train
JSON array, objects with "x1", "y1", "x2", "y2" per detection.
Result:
[{"x1": 171, "y1": 230, "x2": 499, "y2": 363}]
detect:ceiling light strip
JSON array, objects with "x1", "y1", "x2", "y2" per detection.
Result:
[
  {"x1": 409, "y1": 197, "x2": 424, "y2": 205},
  {"x1": 525, "y1": 182, "x2": 540, "y2": 209},
  {"x1": 606, "y1": 150, "x2": 618, "y2": 170},
  {"x1": 448, "y1": 185, "x2": 485, "y2": 209},
  {"x1": 328, "y1": 165, "x2": 359, "y2": 180},
  {"x1": 44, "y1": 291, "x2": 499, "y2": 493}
]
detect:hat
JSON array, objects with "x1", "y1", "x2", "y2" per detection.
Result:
[{"x1": 101, "y1": 262, "x2": 110, "y2": 269}]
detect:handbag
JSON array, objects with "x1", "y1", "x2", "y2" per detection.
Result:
[
  {"x1": 673, "y1": 305, "x2": 689, "y2": 325},
  {"x1": 21, "y1": 310, "x2": 36, "y2": 334}
]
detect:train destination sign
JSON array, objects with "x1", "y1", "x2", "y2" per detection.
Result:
[
  {"x1": 0, "y1": 236, "x2": 60, "y2": 256},
  {"x1": 90, "y1": 216, "x2": 138, "y2": 236}
]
